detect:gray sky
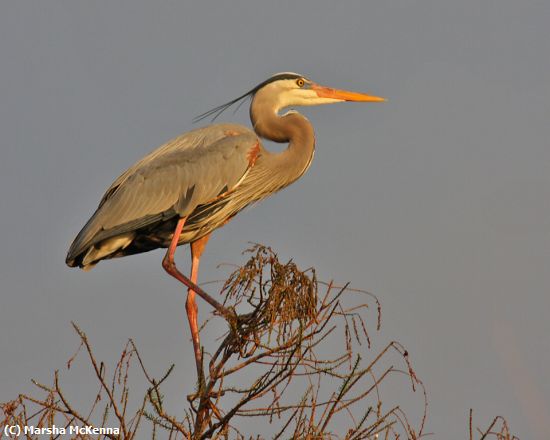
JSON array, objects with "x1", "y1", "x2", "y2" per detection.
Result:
[{"x1": 1, "y1": 0, "x2": 549, "y2": 437}]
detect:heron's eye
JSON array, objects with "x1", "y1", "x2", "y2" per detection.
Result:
[{"x1": 296, "y1": 78, "x2": 305, "y2": 87}]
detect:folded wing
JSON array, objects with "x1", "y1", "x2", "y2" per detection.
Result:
[{"x1": 66, "y1": 124, "x2": 258, "y2": 267}]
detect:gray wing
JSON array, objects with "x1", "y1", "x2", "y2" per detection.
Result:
[{"x1": 66, "y1": 124, "x2": 258, "y2": 265}]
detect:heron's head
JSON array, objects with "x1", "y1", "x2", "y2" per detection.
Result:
[
  {"x1": 253, "y1": 72, "x2": 386, "y2": 112},
  {"x1": 194, "y1": 72, "x2": 385, "y2": 123}
]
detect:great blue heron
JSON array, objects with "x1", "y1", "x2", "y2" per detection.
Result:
[{"x1": 66, "y1": 72, "x2": 384, "y2": 378}]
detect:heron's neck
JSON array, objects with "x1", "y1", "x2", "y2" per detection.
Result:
[{"x1": 250, "y1": 102, "x2": 315, "y2": 182}]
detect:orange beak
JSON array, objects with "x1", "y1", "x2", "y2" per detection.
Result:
[{"x1": 312, "y1": 84, "x2": 386, "y2": 102}]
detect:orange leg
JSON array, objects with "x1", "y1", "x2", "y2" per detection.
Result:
[
  {"x1": 162, "y1": 218, "x2": 232, "y2": 318},
  {"x1": 162, "y1": 218, "x2": 227, "y2": 384},
  {"x1": 186, "y1": 233, "x2": 211, "y2": 379}
]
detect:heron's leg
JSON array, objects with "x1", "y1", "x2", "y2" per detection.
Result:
[
  {"x1": 162, "y1": 218, "x2": 233, "y2": 320},
  {"x1": 162, "y1": 217, "x2": 187, "y2": 274},
  {"x1": 186, "y1": 234, "x2": 211, "y2": 380}
]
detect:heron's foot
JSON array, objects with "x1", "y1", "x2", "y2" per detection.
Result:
[{"x1": 217, "y1": 305, "x2": 239, "y2": 326}]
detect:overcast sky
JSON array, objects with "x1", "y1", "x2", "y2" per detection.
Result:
[{"x1": 1, "y1": 0, "x2": 549, "y2": 438}]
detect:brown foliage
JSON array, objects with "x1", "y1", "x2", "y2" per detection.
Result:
[
  {"x1": 469, "y1": 409, "x2": 520, "y2": 440},
  {"x1": 0, "y1": 245, "x2": 518, "y2": 439}
]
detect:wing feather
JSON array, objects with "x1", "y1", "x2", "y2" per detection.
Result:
[{"x1": 66, "y1": 124, "x2": 258, "y2": 264}]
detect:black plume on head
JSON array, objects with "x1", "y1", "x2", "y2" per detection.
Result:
[{"x1": 193, "y1": 73, "x2": 303, "y2": 123}]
